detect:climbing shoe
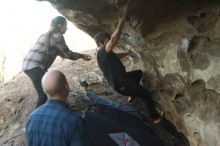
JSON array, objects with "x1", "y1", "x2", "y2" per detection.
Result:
[
  {"x1": 127, "y1": 96, "x2": 135, "y2": 103},
  {"x1": 143, "y1": 111, "x2": 165, "y2": 125},
  {"x1": 152, "y1": 111, "x2": 165, "y2": 125}
]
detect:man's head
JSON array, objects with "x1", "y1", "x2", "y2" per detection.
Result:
[
  {"x1": 94, "y1": 32, "x2": 111, "y2": 47},
  {"x1": 51, "y1": 16, "x2": 67, "y2": 34},
  {"x1": 42, "y1": 69, "x2": 69, "y2": 100}
]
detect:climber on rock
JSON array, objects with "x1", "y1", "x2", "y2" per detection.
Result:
[{"x1": 94, "y1": 15, "x2": 164, "y2": 124}]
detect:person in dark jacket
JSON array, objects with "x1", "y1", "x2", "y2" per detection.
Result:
[
  {"x1": 95, "y1": 16, "x2": 163, "y2": 124},
  {"x1": 22, "y1": 16, "x2": 91, "y2": 108}
]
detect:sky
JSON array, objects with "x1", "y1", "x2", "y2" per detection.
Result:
[
  {"x1": 0, "y1": 0, "x2": 96, "y2": 82},
  {"x1": 0, "y1": 0, "x2": 96, "y2": 52}
]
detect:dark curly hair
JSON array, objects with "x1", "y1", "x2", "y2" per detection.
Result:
[
  {"x1": 94, "y1": 32, "x2": 111, "y2": 46},
  {"x1": 51, "y1": 16, "x2": 67, "y2": 28}
]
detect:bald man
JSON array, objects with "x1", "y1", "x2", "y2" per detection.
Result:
[{"x1": 26, "y1": 69, "x2": 89, "y2": 146}]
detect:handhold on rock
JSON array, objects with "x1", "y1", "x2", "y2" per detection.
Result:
[{"x1": 126, "y1": 15, "x2": 139, "y2": 28}]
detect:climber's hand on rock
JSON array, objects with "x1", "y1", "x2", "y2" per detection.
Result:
[{"x1": 119, "y1": 14, "x2": 127, "y2": 24}]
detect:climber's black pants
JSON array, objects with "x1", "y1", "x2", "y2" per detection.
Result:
[
  {"x1": 115, "y1": 70, "x2": 158, "y2": 119},
  {"x1": 24, "y1": 67, "x2": 47, "y2": 108}
]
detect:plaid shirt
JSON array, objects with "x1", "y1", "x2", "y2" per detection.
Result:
[
  {"x1": 22, "y1": 30, "x2": 83, "y2": 71},
  {"x1": 26, "y1": 99, "x2": 89, "y2": 146}
]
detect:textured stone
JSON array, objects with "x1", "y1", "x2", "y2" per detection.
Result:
[
  {"x1": 207, "y1": 74, "x2": 220, "y2": 93},
  {"x1": 0, "y1": 117, "x2": 5, "y2": 128},
  {"x1": 10, "y1": 0, "x2": 220, "y2": 145}
]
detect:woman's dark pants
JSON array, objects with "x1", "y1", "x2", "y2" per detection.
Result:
[{"x1": 24, "y1": 67, "x2": 47, "y2": 108}]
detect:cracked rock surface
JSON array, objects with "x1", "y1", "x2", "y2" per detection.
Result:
[
  {"x1": 40, "y1": 0, "x2": 220, "y2": 145},
  {"x1": 0, "y1": 0, "x2": 220, "y2": 145}
]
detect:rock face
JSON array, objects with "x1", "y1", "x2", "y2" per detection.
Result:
[
  {"x1": 37, "y1": 0, "x2": 220, "y2": 145},
  {"x1": 0, "y1": 54, "x2": 6, "y2": 83}
]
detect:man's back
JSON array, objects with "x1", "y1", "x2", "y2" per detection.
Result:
[{"x1": 26, "y1": 99, "x2": 89, "y2": 146}]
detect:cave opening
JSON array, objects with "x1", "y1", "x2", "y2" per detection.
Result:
[{"x1": 0, "y1": 0, "x2": 95, "y2": 83}]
